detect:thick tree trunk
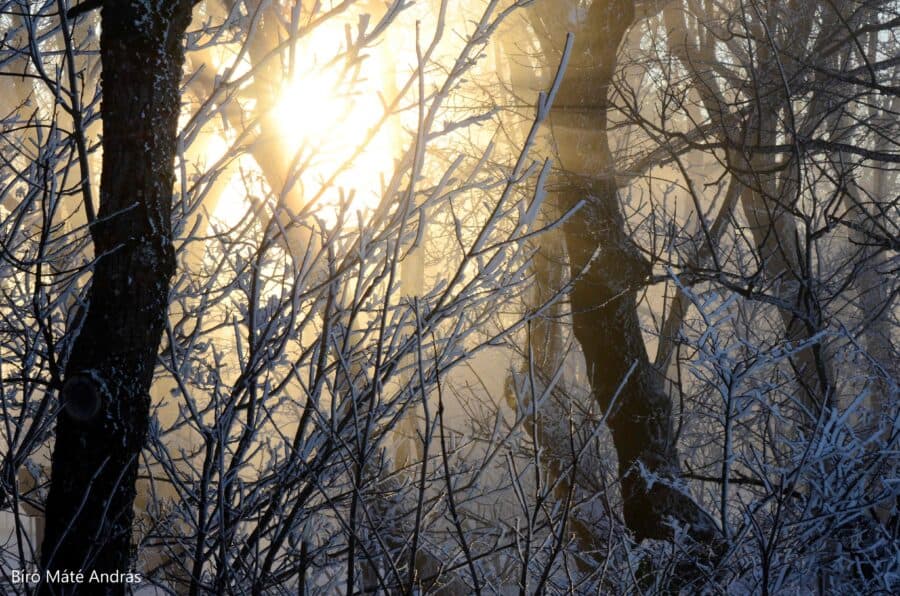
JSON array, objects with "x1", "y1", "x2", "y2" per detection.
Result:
[
  {"x1": 538, "y1": 0, "x2": 717, "y2": 543},
  {"x1": 560, "y1": 177, "x2": 716, "y2": 542},
  {"x1": 40, "y1": 1, "x2": 194, "y2": 592}
]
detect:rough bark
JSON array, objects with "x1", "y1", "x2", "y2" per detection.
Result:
[
  {"x1": 39, "y1": 1, "x2": 195, "y2": 592},
  {"x1": 532, "y1": 0, "x2": 718, "y2": 543}
]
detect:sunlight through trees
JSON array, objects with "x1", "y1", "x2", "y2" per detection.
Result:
[{"x1": 0, "y1": 1, "x2": 897, "y2": 593}]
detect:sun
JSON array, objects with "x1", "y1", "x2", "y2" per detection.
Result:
[
  {"x1": 204, "y1": 6, "x2": 427, "y2": 234},
  {"x1": 211, "y1": 16, "x2": 401, "y2": 231},
  {"x1": 274, "y1": 54, "x2": 397, "y2": 222}
]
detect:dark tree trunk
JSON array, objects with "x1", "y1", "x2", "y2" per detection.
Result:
[
  {"x1": 560, "y1": 176, "x2": 717, "y2": 542},
  {"x1": 539, "y1": 0, "x2": 718, "y2": 543},
  {"x1": 40, "y1": 1, "x2": 195, "y2": 592}
]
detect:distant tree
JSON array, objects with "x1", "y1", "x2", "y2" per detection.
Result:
[{"x1": 506, "y1": 0, "x2": 720, "y2": 545}]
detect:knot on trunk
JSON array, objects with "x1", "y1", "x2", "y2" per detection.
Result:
[{"x1": 61, "y1": 371, "x2": 107, "y2": 422}]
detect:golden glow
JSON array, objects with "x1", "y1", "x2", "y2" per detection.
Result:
[
  {"x1": 204, "y1": 133, "x2": 264, "y2": 229},
  {"x1": 275, "y1": 67, "x2": 395, "y2": 222},
  {"x1": 213, "y1": 18, "x2": 401, "y2": 230}
]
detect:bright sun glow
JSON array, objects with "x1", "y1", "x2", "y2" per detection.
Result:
[
  {"x1": 274, "y1": 61, "x2": 396, "y2": 216},
  {"x1": 212, "y1": 18, "x2": 402, "y2": 230}
]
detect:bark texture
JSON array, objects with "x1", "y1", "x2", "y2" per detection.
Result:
[{"x1": 40, "y1": 1, "x2": 195, "y2": 592}]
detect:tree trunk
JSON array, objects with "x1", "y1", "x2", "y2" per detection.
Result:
[
  {"x1": 536, "y1": 0, "x2": 717, "y2": 542},
  {"x1": 661, "y1": 3, "x2": 834, "y2": 418},
  {"x1": 40, "y1": 1, "x2": 195, "y2": 591}
]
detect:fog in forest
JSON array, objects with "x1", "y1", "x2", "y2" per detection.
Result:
[{"x1": 0, "y1": 1, "x2": 898, "y2": 593}]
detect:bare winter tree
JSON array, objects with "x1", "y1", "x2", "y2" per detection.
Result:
[
  {"x1": 0, "y1": 0, "x2": 896, "y2": 594},
  {"x1": 37, "y1": 0, "x2": 200, "y2": 590},
  {"x1": 605, "y1": 0, "x2": 899, "y2": 589}
]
